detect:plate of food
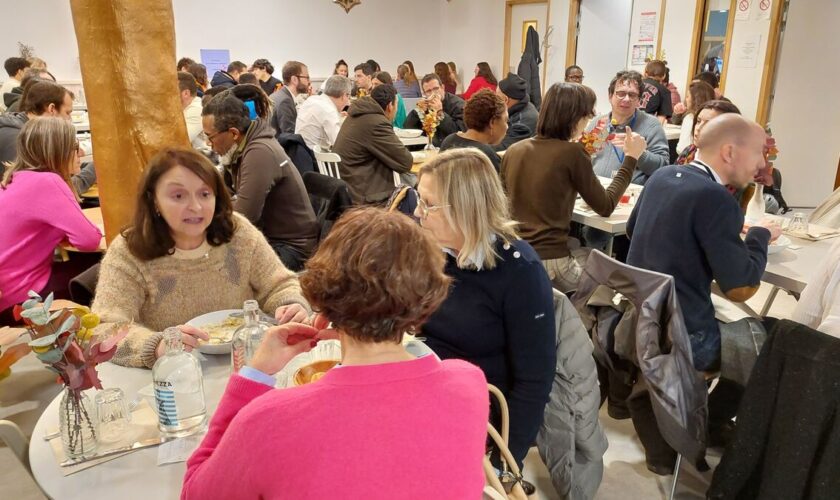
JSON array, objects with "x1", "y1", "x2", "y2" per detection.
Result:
[
  {"x1": 275, "y1": 335, "x2": 435, "y2": 389},
  {"x1": 395, "y1": 128, "x2": 423, "y2": 138},
  {"x1": 187, "y1": 309, "x2": 243, "y2": 354},
  {"x1": 767, "y1": 235, "x2": 791, "y2": 255}
]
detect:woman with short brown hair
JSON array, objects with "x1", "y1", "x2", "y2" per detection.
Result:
[
  {"x1": 93, "y1": 147, "x2": 309, "y2": 368},
  {"x1": 182, "y1": 207, "x2": 489, "y2": 499},
  {"x1": 501, "y1": 82, "x2": 647, "y2": 291},
  {"x1": 439, "y1": 89, "x2": 507, "y2": 171}
]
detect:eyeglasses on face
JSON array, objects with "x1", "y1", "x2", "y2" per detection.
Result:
[
  {"x1": 613, "y1": 91, "x2": 640, "y2": 101},
  {"x1": 416, "y1": 198, "x2": 450, "y2": 219}
]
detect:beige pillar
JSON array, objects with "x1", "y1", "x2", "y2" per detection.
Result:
[{"x1": 70, "y1": 0, "x2": 189, "y2": 244}]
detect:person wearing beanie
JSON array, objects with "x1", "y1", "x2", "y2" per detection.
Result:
[{"x1": 494, "y1": 73, "x2": 538, "y2": 151}]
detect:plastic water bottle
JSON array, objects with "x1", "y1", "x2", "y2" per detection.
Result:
[
  {"x1": 231, "y1": 300, "x2": 267, "y2": 373},
  {"x1": 152, "y1": 327, "x2": 207, "y2": 437},
  {"x1": 745, "y1": 183, "x2": 766, "y2": 225}
]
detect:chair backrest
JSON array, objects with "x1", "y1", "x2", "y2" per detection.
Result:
[
  {"x1": 313, "y1": 145, "x2": 342, "y2": 179},
  {"x1": 302, "y1": 171, "x2": 353, "y2": 241},
  {"x1": 0, "y1": 420, "x2": 30, "y2": 474}
]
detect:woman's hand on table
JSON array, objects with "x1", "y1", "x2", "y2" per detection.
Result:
[
  {"x1": 274, "y1": 304, "x2": 309, "y2": 325},
  {"x1": 249, "y1": 323, "x2": 320, "y2": 375},
  {"x1": 673, "y1": 102, "x2": 687, "y2": 115},
  {"x1": 155, "y1": 325, "x2": 209, "y2": 358}
]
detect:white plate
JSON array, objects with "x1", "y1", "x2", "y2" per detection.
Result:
[
  {"x1": 411, "y1": 151, "x2": 427, "y2": 162},
  {"x1": 768, "y1": 235, "x2": 791, "y2": 254},
  {"x1": 187, "y1": 309, "x2": 241, "y2": 355},
  {"x1": 395, "y1": 128, "x2": 423, "y2": 138}
]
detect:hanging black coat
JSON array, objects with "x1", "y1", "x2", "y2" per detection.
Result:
[{"x1": 517, "y1": 25, "x2": 542, "y2": 111}]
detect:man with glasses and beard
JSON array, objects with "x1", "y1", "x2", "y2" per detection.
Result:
[
  {"x1": 270, "y1": 61, "x2": 311, "y2": 135},
  {"x1": 202, "y1": 89, "x2": 318, "y2": 271}
]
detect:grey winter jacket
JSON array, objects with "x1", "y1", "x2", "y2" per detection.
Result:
[
  {"x1": 537, "y1": 290, "x2": 608, "y2": 500},
  {"x1": 573, "y1": 250, "x2": 708, "y2": 468}
]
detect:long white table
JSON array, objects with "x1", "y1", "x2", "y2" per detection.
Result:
[
  {"x1": 29, "y1": 355, "x2": 230, "y2": 500},
  {"x1": 664, "y1": 124, "x2": 681, "y2": 141},
  {"x1": 570, "y1": 178, "x2": 829, "y2": 300}
]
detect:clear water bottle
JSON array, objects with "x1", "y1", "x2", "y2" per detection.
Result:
[
  {"x1": 152, "y1": 327, "x2": 207, "y2": 438},
  {"x1": 231, "y1": 300, "x2": 268, "y2": 373}
]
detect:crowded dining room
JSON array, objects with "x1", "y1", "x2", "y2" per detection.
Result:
[{"x1": 1, "y1": 0, "x2": 839, "y2": 498}]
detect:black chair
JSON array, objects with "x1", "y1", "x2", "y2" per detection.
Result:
[
  {"x1": 302, "y1": 172, "x2": 353, "y2": 242},
  {"x1": 276, "y1": 133, "x2": 317, "y2": 177}
]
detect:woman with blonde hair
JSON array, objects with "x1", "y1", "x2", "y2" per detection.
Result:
[
  {"x1": 394, "y1": 63, "x2": 421, "y2": 98},
  {"x1": 0, "y1": 117, "x2": 101, "y2": 322},
  {"x1": 416, "y1": 148, "x2": 555, "y2": 474}
]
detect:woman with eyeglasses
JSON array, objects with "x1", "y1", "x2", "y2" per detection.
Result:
[
  {"x1": 416, "y1": 148, "x2": 556, "y2": 474},
  {"x1": 501, "y1": 82, "x2": 646, "y2": 292}
]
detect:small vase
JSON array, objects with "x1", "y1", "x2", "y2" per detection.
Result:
[
  {"x1": 424, "y1": 134, "x2": 436, "y2": 151},
  {"x1": 59, "y1": 388, "x2": 98, "y2": 460}
]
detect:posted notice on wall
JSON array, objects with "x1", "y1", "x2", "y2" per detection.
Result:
[
  {"x1": 200, "y1": 49, "x2": 231, "y2": 76},
  {"x1": 632, "y1": 44, "x2": 656, "y2": 65},
  {"x1": 755, "y1": 0, "x2": 772, "y2": 20},
  {"x1": 735, "y1": 0, "x2": 752, "y2": 20},
  {"x1": 638, "y1": 11, "x2": 657, "y2": 42},
  {"x1": 734, "y1": 34, "x2": 762, "y2": 68}
]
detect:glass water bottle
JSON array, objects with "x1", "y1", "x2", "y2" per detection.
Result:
[
  {"x1": 231, "y1": 300, "x2": 268, "y2": 373},
  {"x1": 152, "y1": 327, "x2": 207, "y2": 438}
]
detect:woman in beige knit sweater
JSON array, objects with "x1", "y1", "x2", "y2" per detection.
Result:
[{"x1": 93, "y1": 148, "x2": 310, "y2": 369}]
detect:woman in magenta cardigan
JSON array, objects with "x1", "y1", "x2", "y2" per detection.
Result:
[
  {"x1": 462, "y1": 62, "x2": 498, "y2": 100},
  {"x1": 182, "y1": 207, "x2": 489, "y2": 499},
  {"x1": 0, "y1": 117, "x2": 101, "y2": 322}
]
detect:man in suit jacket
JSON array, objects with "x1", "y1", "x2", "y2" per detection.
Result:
[{"x1": 270, "y1": 60, "x2": 311, "y2": 135}]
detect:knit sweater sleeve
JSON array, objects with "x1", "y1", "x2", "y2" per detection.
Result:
[
  {"x1": 182, "y1": 374, "x2": 274, "y2": 500},
  {"x1": 636, "y1": 121, "x2": 670, "y2": 178},
  {"x1": 91, "y1": 236, "x2": 161, "y2": 369},
  {"x1": 501, "y1": 252, "x2": 556, "y2": 465},
  {"x1": 236, "y1": 216, "x2": 310, "y2": 314},
  {"x1": 696, "y1": 194, "x2": 771, "y2": 299},
  {"x1": 574, "y1": 147, "x2": 636, "y2": 217}
]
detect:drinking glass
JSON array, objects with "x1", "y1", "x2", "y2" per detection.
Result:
[
  {"x1": 788, "y1": 212, "x2": 808, "y2": 234},
  {"x1": 95, "y1": 388, "x2": 132, "y2": 443}
]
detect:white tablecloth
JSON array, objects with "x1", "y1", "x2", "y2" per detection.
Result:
[{"x1": 29, "y1": 354, "x2": 230, "y2": 500}]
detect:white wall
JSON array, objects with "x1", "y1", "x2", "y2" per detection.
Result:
[
  {"x1": 722, "y1": 1, "x2": 772, "y2": 121},
  {"x1": 659, "y1": 0, "x2": 700, "y2": 94},
  {"x1": 544, "y1": 0, "x2": 571, "y2": 87},
  {"x1": 769, "y1": 0, "x2": 840, "y2": 207},
  {"x1": 625, "y1": 0, "x2": 663, "y2": 72},
  {"x1": 1, "y1": 0, "x2": 452, "y2": 82},
  {"x1": 438, "y1": 0, "x2": 506, "y2": 87},
  {"x1": 575, "y1": 0, "x2": 633, "y2": 114}
]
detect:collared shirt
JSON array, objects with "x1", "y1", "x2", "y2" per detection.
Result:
[
  {"x1": 183, "y1": 96, "x2": 204, "y2": 150},
  {"x1": 689, "y1": 159, "x2": 723, "y2": 185},
  {"x1": 295, "y1": 93, "x2": 341, "y2": 150}
]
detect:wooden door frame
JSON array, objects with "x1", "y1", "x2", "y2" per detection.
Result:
[
  {"x1": 564, "y1": 0, "x2": 581, "y2": 68},
  {"x1": 685, "y1": 0, "x2": 706, "y2": 91},
  {"x1": 755, "y1": 0, "x2": 786, "y2": 125},
  {"x1": 718, "y1": 0, "x2": 737, "y2": 93},
  {"x1": 503, "y1": 0, "x2": 550, "y2": 90}
]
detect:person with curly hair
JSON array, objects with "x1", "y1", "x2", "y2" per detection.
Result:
[
  {"x1": 439, "y1": 89, "x2": 507, "y2": 171},
  {"x1": 182, "y1": 207, "x2": 489, "y2": 499}
]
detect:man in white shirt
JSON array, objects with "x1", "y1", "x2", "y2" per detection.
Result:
[
  {"x1": 1, "y1": 57, "x2": 31, "y2": 112},
  {"x1": 295, "y1": 75, "x2": 351, "y2": 150},
  {"x1": 178, "y1": 71, "x2": 205, "y2": 150}
]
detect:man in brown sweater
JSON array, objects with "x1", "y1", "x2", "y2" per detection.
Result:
[
  {"x1": 333, "y1": 83, "x2": 413, "y2": 204},
  {"x1": 202, "y1": 93, "x2": 318, "y2": 270}
]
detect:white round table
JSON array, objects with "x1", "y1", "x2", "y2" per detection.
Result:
[{"x1": 29, "y1": 354, "x2": 231, "y2": 500}]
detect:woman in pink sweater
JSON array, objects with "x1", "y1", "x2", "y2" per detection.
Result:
[
  {"x1": 0, "y1": 117, "x2": 101, "y2": 319},
  {"x1": 182, "y1": 208, "x2": 489, "y2": 500}
]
